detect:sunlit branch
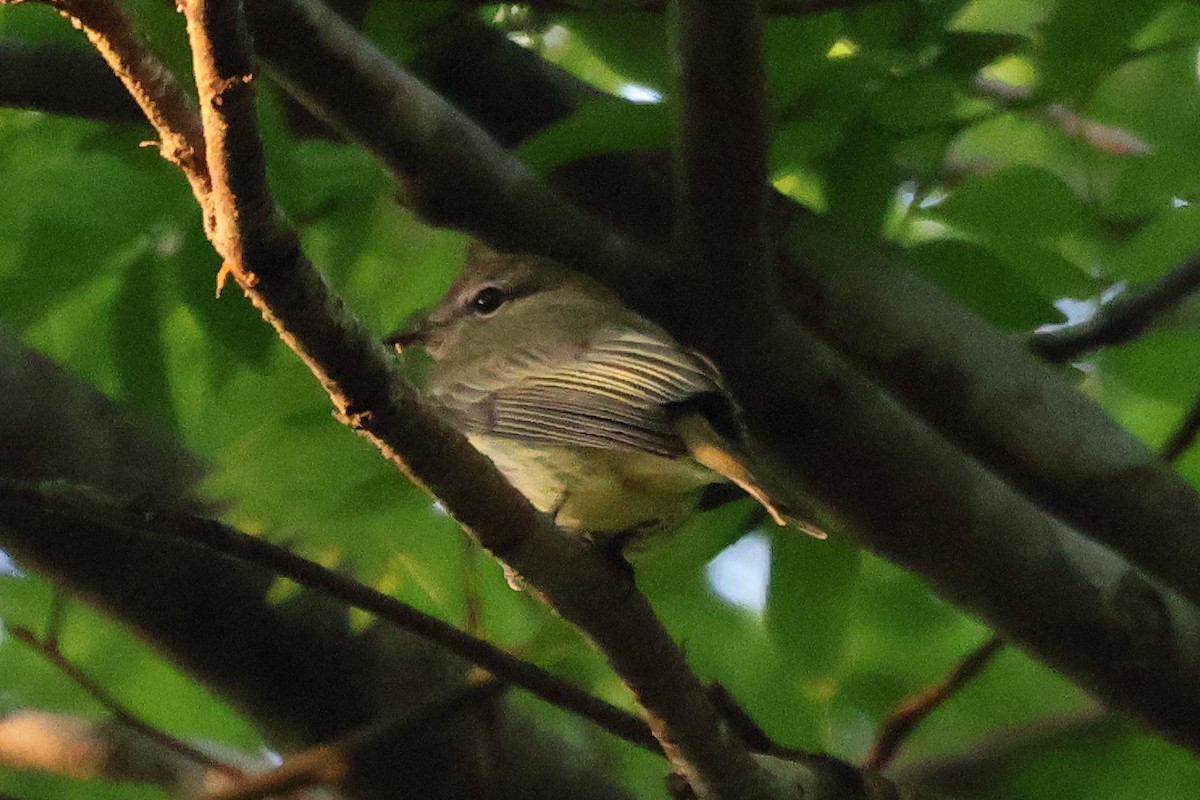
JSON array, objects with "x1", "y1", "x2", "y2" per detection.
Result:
[{"x1": 11, "y1": 0, "x2": 211, "y2": 209}]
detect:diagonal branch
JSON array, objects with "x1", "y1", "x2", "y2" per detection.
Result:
[
  {"x1": 777, "y1": 219, "x2": 1200, "y2": 619},
  {"x1": 8, "y1": 625, "x2": 243, "y2": 778},
  {"x1": 236, "y1": 2, "x2": 1200, "y2": 755},
  {"x1": 863, "y1": 635, "x2": 1004, "y2": 770},
  {"x1": 25, "y1": 0, "x2": 211, "y2": 208},
  {"x1": 0, "y1": 41, "x2": 143, "y2": 122},
  {"x1": 242, "y1": 0, "x2": 656, "y2": 286},
  {"x1": 1029, "y1": 252, "x2": 1200, "y2": 364},
  {"x1": 175, "y1": 0, "x2": 777, "y2": 796}
]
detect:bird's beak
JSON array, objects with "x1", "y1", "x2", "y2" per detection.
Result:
[{"x1": 383, "y1": 310, "x2": 431, "y2": 352}]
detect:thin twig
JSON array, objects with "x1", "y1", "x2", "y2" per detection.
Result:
[
  {"x1": 1030, "y1": 254, "x2": 1200, "y2": 364},
  {"x1": 21, "y1": 0, "x2": 211, "y2": 208},
  {"x1": 1162, "y1": 393, "x2": 1200, "y2": 463},
  {"x1": 8, "y1": 626, "x2": 243, "y2": 778},
  {"x1": 0, "y1": 478, "x2": 659, "y2": 753},
  {"x1": 862, "y1": 635, "x2": 1004, "y2": 770},
  {"x1": 143, "y1": 504, "x2": 661, "y2": 752},
  {"x1": 178, "y1": 0, "x2": 784, "y2": 791},
  {"x1": 201, "y1": 676, "x2": 505, "y2": 800}
]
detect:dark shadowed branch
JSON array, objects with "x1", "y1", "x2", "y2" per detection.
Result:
[
  {"x1": 671, "y1": 0, "x2": 777, "y2": 354},
  {"x1": 0, "y1": 41, "x2": 143, "y2": 121},
  {"x1": 235, "y1": 0, "x2": 1200, "y2": 755},
  {"x1": 1030, "y1": 253, "x2": 1200, "y2": 364},
  {"x1": 242, "y1": 0, "x2": 656, "y2": 287},
  {"x1": 405, "y1": 0, "x2": 886, "y2": 14},
  {"x1": 140, "y1": 0, "x2": 832, "y2": 796},
  {"x1": 1162, "y1": 392, "x2": 1200, "y2": 463}
]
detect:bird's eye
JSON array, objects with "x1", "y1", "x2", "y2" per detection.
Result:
[{"x1": 467, "y1": 286, "x2": 507, "y2": 316}]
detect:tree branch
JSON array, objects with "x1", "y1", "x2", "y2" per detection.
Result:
[
  {"x1": 777, "y1": 217, "x2": 1200, "y2": 618},
  {"x1": 0, "y1": 40, "x2": 142, "y2": 122},
  {"x1": 863, "y1": 636, "x2": 1004, "y2": 770},
  {"x1": 8, "y1": 625, "x2": 242, "y2": 779},
  {"x1": 0, "y1": 478, "x2": 639, "y2": 799},
  {"x1": 15, "y1": 480, "x2": 656, "y2": 754},
  {"x1": 1029, "y1": 252, "x2": 1200, "y2": 364},
  {"x1": 1162, "y1": 391, "x2": 1200, "y2": 463},
  {"x1": 893, "y1": 707, "x2": 1117, "y2": 795},
  {"x1": 25, "y1": 0, "x2": 211, "y2": 209},
  {"x1": 234, "y1": 4, "x2": 1200, "y2": 753},
  {"x1": 177, "y1": 0, "x2": 781, "y2": 795},
  {"x1": 242, "y1": 0, "x2": 657, "y2": 288},
  {"x1": 405, "y1": 0, "x2": 887, "y2": 15},
  {"x1": 671, "y1": 0, "x2": 776, "y2": 351}
]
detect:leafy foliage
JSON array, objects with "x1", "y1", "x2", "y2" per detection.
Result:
[{"x1": 2, "y1": 0, "x2": 1200, "y2": 797}]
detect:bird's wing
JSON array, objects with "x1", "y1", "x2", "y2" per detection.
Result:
[{"x1": 426, "y1": 329, "x2": 726, "y2": 457}]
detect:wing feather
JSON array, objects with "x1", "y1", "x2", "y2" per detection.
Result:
[{"x1": 427, "y1": 329, "x2": 725, "y2": 456}]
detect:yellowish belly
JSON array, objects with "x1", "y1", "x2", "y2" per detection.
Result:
[{"x1": 467, "y1": 434, "x2": 717, "y2": 536}]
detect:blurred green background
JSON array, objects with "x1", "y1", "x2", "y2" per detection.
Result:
[{"x1": 2, "y1": 0, "x2": 1200, "y2": 797}]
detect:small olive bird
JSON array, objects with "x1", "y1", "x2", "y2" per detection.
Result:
[{"x1": 384, "y1": 246, "x2": 822, "y2": 550}]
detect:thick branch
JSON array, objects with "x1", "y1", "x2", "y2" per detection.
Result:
[
  {"x1": 0, "y1": 41, "x2": 142, "y2": 122},
  {"x1": 0, "y1": 480, "x2": 636, "y2": 799},
  {"x1": 39, "y1": 482, "x2": 656, "y2": 754},
  {"x1": 778, "y1": 216, "x2": 1200, "y2": 615},
  {"x1": 177, "y1": 0, "x2": 776, "y2": 796},
  {"x1": 242, "y1": 0, "x2": 655, "y2": 288},
  {"x1": 237, "y1": 8, "x2": 1200, "y2": 751},
  {"x1": 704, "y1": 315, "x2": 1200, "y2": 754},
  {"x1": 671, "y1": 0, "x2": 776, "y2": 351}
]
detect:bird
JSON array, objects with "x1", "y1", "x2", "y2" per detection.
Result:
[{"x1": 384, "y1": 245, "x2": 823, "y2": 555}]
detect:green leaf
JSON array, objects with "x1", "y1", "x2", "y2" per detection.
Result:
[
  {"x1": 907, "y1": 238, "x2": 1065, "y2": 330},
  {"x1": 949, "y1": 0, "x2": 1053, "y2": 37},
  {"x1": 1094, "y1": 330, "x2": 1200, "y2": 405},
  {"x1": 867, "y1": 73, "x2": 962, "y2": 132},
  {"x1": 173, "y1": 225, "x2": 274, "y2": 369},
  {"x1": 1084, "y1": 50, "x2": 1200, "y2": 217},
  {"x1": 111, "y1": 249, "x2": 176, "y2": 432},
  {"x1": 933, "y1": 164, "x2": 1090, "y2": 240},
  {"x1": 1039, "y1": 0, "x2": 1166, "y2": 101},
  {"x1": 822, "y1": 122, "x2": 897, "y2": 239},
  {"x1": 557, "y1": 13, "x2": 670, "y2": 91},
  {"x1": 763, "y1": 15, "x2": 845, "y2": 109},
  {"x1": 765, "y1": 532, "x2": 861, "y2": 680},
  {"x1": 518, "y1": 98, "x2": 672, "y2": 173},
  {"x1": 1107, "y1": 204, "x2": 1200, "y2": 283}
]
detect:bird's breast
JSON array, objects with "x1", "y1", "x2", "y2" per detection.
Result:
[{"x1": 467, "y1": 434, "x2": 717, "y2": 537}]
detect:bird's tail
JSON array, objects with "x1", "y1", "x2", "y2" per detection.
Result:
[{"x1": 674, "y1": 413, "x2": 826, "y2": 540}]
